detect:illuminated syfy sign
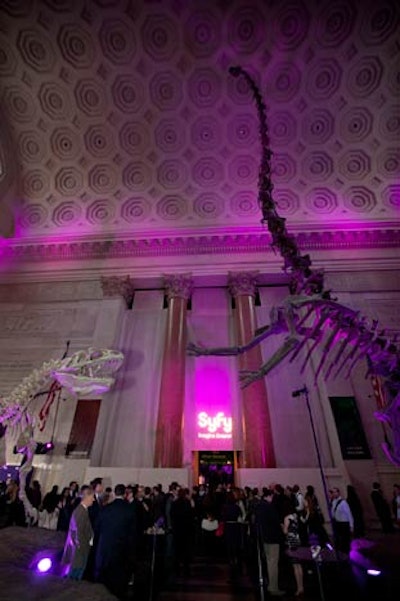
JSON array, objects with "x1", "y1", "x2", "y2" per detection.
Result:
[{"x1": 197, "y1": 411, "x2": 232, "y2": 440}]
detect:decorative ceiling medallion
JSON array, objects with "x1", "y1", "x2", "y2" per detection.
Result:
[
  {"x1": 184, "y1": 9, "x2": 221, "y2": 58},
  {"x1": 338, "y1": 149, "x2": 371, "y2": 180},
  {"x1": 99, "y1": 19, "x2": 137, "y2": 65},
  {"x1": 55, "y1": 167, "x2": 83, "y2": 196},
  {"x1": 301, "y1": 151, "x2": 333, "y2": 182},
  {"x1": 315, "y1": 1, "x2": 357, "y2": 48},
  {"x1": 228, "y1": 6, "x2": 266, "y2": 54},
  {"x1": 272, "y1": 1, "x2": 310, "y2": 51},
  {"x1": 149, "y1": 70, "x2": 183, "y2": 111},
  {"x1": 18, "y1": 130, "x2": 47, "y2": 163},
  {"x1": 141, "y1": 14, "x2": 179, "y2": 62},
  {"x1": 266, "y1": 61, "x2": 301, "y2": 103},
  {"x1": 19, "y1": 204, "x2": 48, "y2": 229},
  {"x1": 192, "y1": 156, "x2": 224, "y2": 188},
  {"x1": 359, "y1": 1, "x2": 399, "y2": 46},
  {"x1": 382, "y1": 185, "x2": 400, "y2": 210},
  {"x1": 86, "y1": 199, "x2": 116, "y2": 224},
  {"x1": 193, "y1": 193, "x2": 224, "y2": 220},
  {"x1": 305, "y1": 58, "x2": 342, "y2": 100},
  {"x1": 50, "y1": 127, "x2": 80, "y2": 160},
  {"x1": 52, "y1": 201, "x2": 82, "y2": 226},
  {"x1": 0, "y1": 34, "x2": 17, "y2": 76},
  {"x1": 2, "y1": 86, "x2": 36, "y2": 123},
  {"x1": 156, "y1": 195, "x2": 187, "y2": 220},
  {"x1": 74, "y1": 78, "x2": 108, "y2": 116},
  {"x1": 157, "y1": 159, "x2": 188, "y2": 190},
  {"x1": 17, "y1": 28, "x2": 55, "y2": 73},
  {"x1": 306, "y1": 188, "x2": 338, "y2": 214},
  {"x1": 58, "y1": 23, "x2": 95, "y2": 69},
  {"x1": 119, "y1": 120, "x2": 149, "y2": 155},
  {"x1": 339, "y1": 106, "x2": 373, "y2": 142},
  {"x1": 154, "y1": 118, "x2": 186, "y2": 153},
  {"x1": 273, "y1": 189, "x2": 300, "y2": 215},
  {"x1": 22, "y1": 169, "x2": 50, "y2": 199},
  {"x1": 112, "y1": 74, "x2": 145, "y2": 114},
  {"x1": 230, "y1": 191, "x2": 259, "y2": 217},
  {"x1": 191, "y1": 115, "x2": 221, "y2": 152},
  {"x1": 271, "y1": 153, "x2": 297, "y2": 183},
  {"x1": 121, "y1": 197, "x2": 152, "y2": 223},
  {"x1": 227, "y1": 113, "x2": 258, "y2": 148},
  {"x1": 343, "y1": 186, "x2": 377, "y2": 212},
  {"x1": 301, "y1": 108, "x2": 335, "y2": 144},
  {"x1": 38, "y1": 81, "x2": 72, "y2": 121}
]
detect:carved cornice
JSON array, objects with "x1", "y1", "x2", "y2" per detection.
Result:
[{"x1": 1, "y1": 229, "x2": 399, "y2": 263}]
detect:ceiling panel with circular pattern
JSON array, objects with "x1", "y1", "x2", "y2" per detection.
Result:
[{"x1": 0, "y1": 0, "x2": 399, "y2": 272}]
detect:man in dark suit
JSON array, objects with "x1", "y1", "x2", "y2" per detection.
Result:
[
  {"x1": 255, "y1": 489, "x2": 286, "y2": 596},
  {"x1": 94, "y1": 483, "x2": 136, "y2": 600},
  {"x1": 88, "y1": 477, "x2": 104, "y2": 527},
  {"x1": 61, "y1": 487, "x2": 95, "y2": 580},
  {"x1": 85, "y1": 477, "x2": 103, "y2": 580}
]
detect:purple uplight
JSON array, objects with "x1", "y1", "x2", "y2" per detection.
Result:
[
  {"x1": 367, "y1": 569, "x2": 381, "y2": 577},
  {"x1": 37, "y1": 557, "x2": 52, "y2": 573}
]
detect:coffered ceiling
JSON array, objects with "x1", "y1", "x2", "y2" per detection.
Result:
[{"x1": 0, "y1": 0, "x2": 399, "y2": 281}]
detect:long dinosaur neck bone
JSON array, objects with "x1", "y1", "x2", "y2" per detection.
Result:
[{"x1": 229, "y1": 66, "x2": 328, "y2": 298}]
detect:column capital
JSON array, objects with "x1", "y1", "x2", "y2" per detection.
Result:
[
  {"x1": 100, "y1": 275, "x2": 134, "y2": 308},
  {"x1": 227, "y1": 271, "x2": 259, "y2": 298},
  {"x1": 163, "y1": 273, "x2": 194, "y2": 301}
]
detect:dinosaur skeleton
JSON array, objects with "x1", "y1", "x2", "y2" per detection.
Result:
[
  {"x1": 187, "y1": 66, "x2": 400, "y2": 467},
  {"x1": 0, "y1": 347, "x2": 124, "y2": 522}
]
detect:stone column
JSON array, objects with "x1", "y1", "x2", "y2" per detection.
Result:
[
  {"x1": 90, "y1": 276, "x2": 135, "y2": 465},
  {"x1": 228, "y1": 272, "x2": 276, "y2": 468},
  {"x1": 154, "y1": 274, "x2": 194, "y2": 467}
]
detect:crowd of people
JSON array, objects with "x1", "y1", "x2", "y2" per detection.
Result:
[{"x1": 0, "y1": 475, "x2": 399, "y2": 599}]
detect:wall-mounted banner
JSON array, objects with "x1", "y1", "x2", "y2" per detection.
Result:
[{"x1": 329, "y1": 396, "x2": 371, "y2": 460}]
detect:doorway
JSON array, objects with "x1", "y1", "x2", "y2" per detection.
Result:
[{"x1": 196, "y1": 450, "x2": 236, "y2": 489}]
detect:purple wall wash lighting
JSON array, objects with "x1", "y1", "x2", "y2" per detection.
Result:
[{"x1": 187, "y1": 66, "x2": 400, "y2": 468}]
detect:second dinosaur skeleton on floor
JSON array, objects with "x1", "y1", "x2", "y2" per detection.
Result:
[
  {"x1": 187, "y1": 66, "x2": 400, "y2": 468},
  {"x1": 0, "y1": 346, "x2": 124, "y2": 523}
]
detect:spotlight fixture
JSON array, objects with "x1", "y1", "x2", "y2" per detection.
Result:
[
  {"x1": 13, "y1": 440, "x2": 55, "y2": 455},
  {"x1": 36, "y1": 557, "x2": 52, "y2": 573},
  {"x1": 35, "y1": 440, "x2": 55, "y2": 455}
]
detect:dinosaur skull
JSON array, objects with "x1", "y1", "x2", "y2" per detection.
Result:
[{"x1": 51, "y1": 348, "x2": 124, "y2": 395}]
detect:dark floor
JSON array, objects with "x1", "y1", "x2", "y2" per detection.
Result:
[
  {"x1": 0, "y1": 526, "x2": 398, "y2": 601},
  {"x1": 140, "y1": 528, "x2": 400, "y2": 601},
  {"x1": 0, "y1": 526, "x2": 117, "y2": 601},
  {"x1": 133, "y1": 527, "x2": 400, "y2": 601}
]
